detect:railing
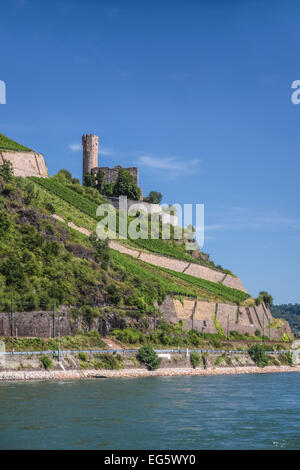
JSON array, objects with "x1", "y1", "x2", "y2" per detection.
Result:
[{"x1": 0, "y1": 348, "x2": 290, "y2": 356}]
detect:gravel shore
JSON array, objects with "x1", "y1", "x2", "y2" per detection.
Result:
[{"x1": 0, "y1": 365, "x2": 300, "y2": 381}]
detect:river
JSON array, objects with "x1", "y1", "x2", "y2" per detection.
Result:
[{"x1": 1, "y1": 373, "x2": 300, "y2": 449}]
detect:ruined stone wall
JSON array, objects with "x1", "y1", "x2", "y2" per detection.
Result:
[
  {"x1": 158, "y1": 296, "x2": 292, "y2": 340},
  {"x1": 0, "y1": 151, "x2": 48, "y2": 178},
  {"x1": 92, "y1": 165, "x2": 139, "y2": 187}
]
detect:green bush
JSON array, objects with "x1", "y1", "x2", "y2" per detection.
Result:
[
  {"x1": 40, "y1": 355, "x2": 53, "y2": 370},
  {"x1": 248, "y1": 344, "x2": 268, "y2": 367},
  {"x1": 190, "y1": 352, "x2": 201, "y2": 369},
  {"x1": 78, "y1": 352, "x2": 88, "y2": 362},
  {"x1": 137, "y1": 345, "x2": 161, "y2": 370}
]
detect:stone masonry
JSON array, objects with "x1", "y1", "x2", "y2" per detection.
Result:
[
  {"x1": 82, "y1": 134, "x2": 99, "y2": 182},
  {"x1": 159, "y1": 296, "x2": 293, "y2": 340},
  {"x1": 0, "y1": 151, "x2": 48, "y2": 178}
]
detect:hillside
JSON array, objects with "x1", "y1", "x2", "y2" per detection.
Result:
[
  {"x1": 271, "y1": 304, "x2": 300, "y2": 336},
  {"x1": 0, "y1": 173, "x2": 248, "y2": 314},
  {"x1": 0, "y1": 133, "x2": 33, "y2": 152},
  {"x1": 0, "y1": 162, "x2": 293, "y2": 344}
]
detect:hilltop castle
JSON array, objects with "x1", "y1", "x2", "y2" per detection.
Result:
[{"x1": 82, "y1": 134, "x2": 139, "y2": 187}]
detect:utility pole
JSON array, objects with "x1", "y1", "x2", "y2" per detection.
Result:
[
  {"x1": 10, "y1": 298, "x2": 14, "y2": 337},
  {"x1": 227, "y1": 314, "x2": 229, "y2": 339},
  {"x1": 57, "y1": 333, "x2": 61, "y2": 362},
  {"x1": 52, "y1": 300, "x2": 56, "y2": 338}
]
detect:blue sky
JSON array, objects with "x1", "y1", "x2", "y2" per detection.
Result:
[{"x1": 1, "y1": 0, "x2": 300, "y2": 303}]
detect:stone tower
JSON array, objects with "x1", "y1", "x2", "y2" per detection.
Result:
[{"x1": 82, "y1": 134, "x2": 98, "y2": 182}]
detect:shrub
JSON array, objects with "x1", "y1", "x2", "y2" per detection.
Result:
[
  {"x1": 78, "y1": 352, "x2": 88, "y2": 362},
  {"x1": 190, "y1": 352, "x2": 201, "y2": 369},
  {"x1": 255, "y1": 329, "x2": 261, "y2": 337},
  {"x1": 45, "y1": 202, "x2": 55, "y2": 214},
  {"x1": 40, "y1": 355, "x2": 53, "y2": 370},
  {"x1": 137, "y1": 345, "x2": 161, "y2": 370},
  {"x1": 248, "y1": 344, "x2": 268, "y2": 367}
]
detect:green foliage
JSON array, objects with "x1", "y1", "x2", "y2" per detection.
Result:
[
  {"x1": 271, "y1": 304, "x2": 300, "y2": 335},
  {"x1": 282, "y1": 332, "x2": 291, "y2": 342},
  {"x1": 215, "y1": 355, "x2": 223, "y2": 366},
  {"x1": 91, "y1": 353, "x2": 123, "y2": 370},
  {"x1": 0, "y1": 133, "x2": 33, "y2": 152},
  {"x1": 190, "y1": 351, "x2": 201, "y2": 368},
  {"x1": 113, "y1": 327, "x2": 145, "y2": 344},
  {"x1": 213, "y1": 315, "x2": 225, "y2": 337},
  {"x1": 40, "y1": 355, "x2": 53, "y2": 370},
  {"x1": 2, "y1": 332, "x2": 106, "y2": 352},
  {"x1": 126, "y1": 237, "x2": 228, "y2": 273},
  {"x1": 84, "y1": 172, "x2": 96, "y2": 188},
  {"x1": 53, "y1": 169, "x2": 73, "y2": 185},
  {"x1": 248, "y1": 344, "x2": 269, "y2": 367},
  {"x1": 113, "y1": 168, "x2": 141, "y2": 200},
  {"x1": 137, "y1": 344, "x2": 161, "y2": 370},
  {"x1": 89, "y1": 233, "x2": 110, "y2": 270},
  {"x1": 31, "y1": 177, "x2": 100, "y2": 220},
  {"x1": 159, "y1": 267, "x2": 249, "y2": 304},
  {"x1": 0, "y1": 160, "x2": 14, "y2": 183},
  {"x1": 144, "y1": 191, "x2": 163, "y2": 204},
  {"x1": 77, "y1": 352, "x2": 88, "y2": 361},
  {"x1": 257, "y1": 291, "x2": 273, "y2": 307},
  {"x1": 255, "y1": 329, "x2": 261, "y2": 337}
]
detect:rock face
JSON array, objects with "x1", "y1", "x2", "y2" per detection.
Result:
[
  {"x1": 159, "y1": 296, "x2": 293, "y2": 340},
  {"x1": 0, "y1": 151, "x2": 48, "y2": 178}
]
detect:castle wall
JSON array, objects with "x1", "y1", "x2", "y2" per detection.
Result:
[
  {"x1": 0, "y1": 151, "x2": 48, "y2": 178},
  {"x1": 92, "y1": 166, "x2": 139, "y2": 187}
]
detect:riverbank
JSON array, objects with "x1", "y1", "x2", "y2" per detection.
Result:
[{"x1": 1, "y1": 365, "x2": 300, "y2": 381}]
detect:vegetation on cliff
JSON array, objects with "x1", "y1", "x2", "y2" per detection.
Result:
[{"x1": 0, "y1": 133, "x2": 33, "y2": 152}]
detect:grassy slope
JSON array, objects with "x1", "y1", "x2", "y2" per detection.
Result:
[
  {"x1": 27, "y1": 177, "x2": 247, "y2": 303},
  {"x1": 32, "y1": 177, "x2": 238, "y2": 277},
  {"x1": 0, "y1": 133, "x2": 33, "y2": 152}
]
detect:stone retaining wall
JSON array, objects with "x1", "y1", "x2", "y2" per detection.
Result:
[
  {"x1": 158, "y1": 296, "x2": 292, "y2": 340},
  {"x1": 0, "y1": 151, "x2": 48, "y2": 178},
  {"x1": 52, "y1": 216, "x2": 248, "y2": 294}
]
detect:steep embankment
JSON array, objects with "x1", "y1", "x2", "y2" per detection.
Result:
[
  {"x1": 0, "y1": 173, "x2": 291, "y2": 340},
  {"x1": 31, "y1": 177, "x2": 248, "y2": 296}
]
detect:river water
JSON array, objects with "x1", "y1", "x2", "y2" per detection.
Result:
[{"x1": 0, "y1": 373, "x2": 300, "y2": 449}]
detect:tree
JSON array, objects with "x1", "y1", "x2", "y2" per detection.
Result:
[
  {"x1": 84, "y1": 172, "x2": 96, "y2": 188},
  {"x1": 95, "y1": 168, "x2": 105, "y2": 193},
  {"x1": 0, "y1": 160, "x2": 14, "y2": 182},
  {"x1": 137, "y1": 345, "x2": 161, "y2": 370},
  {"x1": 89, "y1": 233, "x2": 110, "y2": 270},
  {"x1": 144, "y1": 191, "x2": 163, "y2": 204},
  {"x1": 113, "y1": 168, "x2": 141, "y2": 200},
  {"x1": 258, "y1": 291, "x2": 273, "y2": 308},
  {"x1": 53, "y1": 169, "x2": 73, "y2": 184}
]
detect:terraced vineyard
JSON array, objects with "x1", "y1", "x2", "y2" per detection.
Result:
[
  {"x1": 31, "y1": 177, "x2": 100, "y2": 220},
  {"x1": 0, "y1": 133, "x2": 33, "y2": 152},
  {"x1": 110, "y1": 250, "x2": 241, "y2": 304},
  {"x1": 124, "y1": 238, "x2": 232, "y2": 274},
  {"x1": 158, "y1": 267, "x2": 249, "y2": 304}
]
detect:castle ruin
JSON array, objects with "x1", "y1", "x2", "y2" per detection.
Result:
[{"x1": 82, "y1": 134, "x2": 139, "y2": 187}]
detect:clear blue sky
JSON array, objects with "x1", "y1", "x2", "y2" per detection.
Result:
[{"x1": 1, "y1": 0, "x2": 300, "y2": 304}]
